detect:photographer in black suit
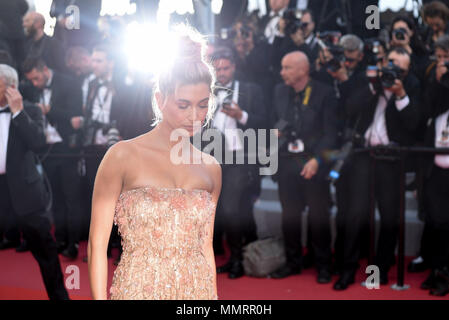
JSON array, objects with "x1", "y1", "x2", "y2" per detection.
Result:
[
  {"x1": 75, "y1": 44, "x2": 130, "y2": 264},
  {"x1": 23, "y1": 57, "x2": 84, "y2": 260},
  {"x1": 418, "y1": 34, "x2": 449, "y2": 296},
  {"x1": 211, "y1": 47, "x2": 267, "y2": 279},
  {"x1": 270, "y1": 51, "x2": 338, "y2": 283},
  {"x1": 0, "y1": 63, "x2": 68, "y2": 300},
  {"x1": 333, "y1": 47, "x2": 421, "y2": 290}
]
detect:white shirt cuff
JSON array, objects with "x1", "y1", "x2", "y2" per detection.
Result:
[
  {"x1": 12, "y1": 110, "x2": 21, "y2": 119},
  {"x1": 238, "y1": 110, "x2": 248, "y2": 126},
  {"x1": 395, "y1": 95, "x2": 410, "y2": 111},
  {"x1": 368, "y1": 83, "x2": 377, "y2": 95}
]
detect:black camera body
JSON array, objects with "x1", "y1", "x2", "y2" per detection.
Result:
[
  {"x1": 393, "y1": 28, "x2": 407, "y2": 41},
  {"x1": 317, "y1": 31, "x2": 344, "y2": 72},
  {"x1": 282, "y1": 9, "x2": 307, "y2": 36},
  {"x1": 364, "y1": 38, "x2": 382, "y2": 67},
  {"x1": 274, "y1": 119, "x2": 300, "y2": 151},
  {"x1": 380, "y1": 62, "x2": 405, "y2": 88}
]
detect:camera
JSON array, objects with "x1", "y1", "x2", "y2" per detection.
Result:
[
  {"x1": 274, "y1": 118, "x2": 300, "y2": 151},
  {"x1": 364, "y1": 38, "x2": 383, "y2": 67},
  {"x1": 380, "y1": 61, "x2": 405, "y2": 88},
  {"x1": 282, "y1": 9, "x2": 307, "y2": 36},
  {"x1": 221, "y1": 95, "x2": 233, "y2": 111},
  {"x1": 393, "y1": 28, "x2": 407, "y2": 41},
  {"x1": 79, "y1": 118, "x2": 120, "y2": 148},
  {"x1": 317, "y1": 31, "x2": 345, "y2": 72}
]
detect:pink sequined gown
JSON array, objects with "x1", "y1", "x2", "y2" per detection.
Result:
[{"x1": 109, "y1": 186, "x2": 217, "y2": 300}]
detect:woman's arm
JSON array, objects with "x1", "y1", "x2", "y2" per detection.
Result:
[
  {"x1": 88, "y1": 141, "x2": 127, "y2": 300},
  {"x1": 202, "y1": 155, "x2": 222, "y2": 299}
]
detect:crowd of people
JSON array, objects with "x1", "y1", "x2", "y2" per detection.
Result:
[{"x1": 1, "y1": 0, "x2": 449, "y2": 299}]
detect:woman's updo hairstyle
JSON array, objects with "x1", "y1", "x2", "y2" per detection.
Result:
[{"x1": 152, "y1": 25, "x2": 216, "y2": 127}]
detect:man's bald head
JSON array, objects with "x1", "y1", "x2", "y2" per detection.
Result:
[
  {"x1": 280, "y1": 51, "x2": 310, "y2": 88},
  {"x1": 23, "y1": 12, "x2": 45, "y2": 38},
  {"x1": 283, "y1": 51, "x2": 310, "y2": 73}
]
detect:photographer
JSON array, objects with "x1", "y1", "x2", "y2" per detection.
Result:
[
  {"x1": 77, "y1": 44, "x2": 130, "y2": 264},
  {"x1": 211, "y1": 47, "x2": 267, "y2": 279},
  {"x1": 270, "y1": 51, "x2": 338, "y2": 283},
  {"x1": 390, "y1": 15, "x2": 429, "y2": 82},
  {"x1": 409, "y1": 35, "x2": 449, "y2": 296},
  {"x1": 226, "y1": 17, "x2": 274, "y2": 105},
  {"x1": 262, "y1": 0, "x2": 290, "y2": 45},
  {"x1": 333, "y1": 47, "x2": 421, "y2": 290},
  {"x1": 23, "y1": 57, "x2": 84, "y2": 260},
  {"x1": 415, "y1": 35, "x2": 449, "y2": 296},
  {"x1": 422, "y1": 1, "x2": 449, "y2": 52}
]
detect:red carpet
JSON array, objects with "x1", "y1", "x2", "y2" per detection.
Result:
[{"x1": 0, "y1": 241, "x2": 447, "y2": 300}]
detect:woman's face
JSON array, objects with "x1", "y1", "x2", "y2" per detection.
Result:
[{"x1": 158, "y1": 82, "x2": 210, "y2": 137}]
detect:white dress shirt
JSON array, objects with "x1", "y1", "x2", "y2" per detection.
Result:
[
  {"x1": 364, "y1": 85, "x2": 410, "y2": 146},
  {"x1": 264, "y1": 8, "x2": 287, "y2": 44},
  {"x1": 91, "y1": 78, "x2": 113, "y2": 145},
  {"x1": 296, "y1": 0, "x2": 309, "y2": 10},
  {"x1": 41, "y1": 70, "x2": 63, "y2": 144},
  {"x1": 434, "y1": 109, "x2": 449, "y2": 168},
  {"x1": 0, "y1": 105, "x2": 21, "y2": 174},
  {"x1": 212, "y1": 81, "x2": 248, "y2": 151}
]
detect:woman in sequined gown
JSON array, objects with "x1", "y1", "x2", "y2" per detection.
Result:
[{"x1": 87, "y1": 28, "x2": 222, "y2": 300}]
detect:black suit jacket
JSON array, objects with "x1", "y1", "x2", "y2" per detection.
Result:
[
  {"x1": 207, "y1": 80, "x2": 267, "y2": 165},
  {"x1": 44, "y1": 71, "x2": 83, "y2": 145},
  {"x1": 24, "y1": 34, "x2": 67, "y2": 73},
  {"x1": 84, "y1": 77, "x2": 133, "y2": 143},
  {"x1": 6, "y1": 103, "x2": 48, "y2": 216},
  {"x1": 345, "y1": 73, "x2": 422, "y2": 147},
  {"x1": 0, "y1": 0, "x2": 28, "y2": 40},
  {"x1": 271, "y1": 79, "x2": 339, "y2": 163}
]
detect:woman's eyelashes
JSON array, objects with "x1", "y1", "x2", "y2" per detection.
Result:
[{"x1": 177, "y1": 104, "x2": 209, "y2": 110}]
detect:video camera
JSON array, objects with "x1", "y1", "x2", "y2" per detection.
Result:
[
  {"x1": 317, "y1": 31, "x2": 345, "y2": 73},
  {"x1": 282, "y1": 9, "x2": 308, "y2": 36}
]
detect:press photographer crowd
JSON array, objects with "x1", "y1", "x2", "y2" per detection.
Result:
[{"x1": 1, "y1": 0, "x2": 449, "y2": 299}]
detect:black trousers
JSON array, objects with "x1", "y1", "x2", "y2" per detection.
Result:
[
  {"x1": 43, "y1": 143, "x2": 84, "y2": 246},
  {"x1": 340, "y1": 153, "x2": 401, "y2": 273},
  {"x1": 217, "y1": 162, "x2": 258, "y2": 262},
  {"x1": 424, "y1": 165, "x2": 449, "y2": 270},
  {"x1": 277, "y1": 156, "x2": 332, "y2": 270},
  {"x1": 0, "y1": 175, "x2": 69, "y2": 300}
]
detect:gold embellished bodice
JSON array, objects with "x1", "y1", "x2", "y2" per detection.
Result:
[{"x1": 109, "y1": 185, "x2": 217, "y2": 300}]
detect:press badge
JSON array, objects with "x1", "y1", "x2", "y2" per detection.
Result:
[{"x1": 288, "y1": 139, "x2": 304, "y2": 153}]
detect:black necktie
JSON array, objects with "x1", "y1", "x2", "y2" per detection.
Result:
[{"x1": 0, "y1": 107, "x2": 10, "y2": 114}]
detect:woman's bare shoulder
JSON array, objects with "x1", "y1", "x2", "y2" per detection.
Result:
[{"x1": 102, "y1": 139, "x2": 140, "y2": 166}]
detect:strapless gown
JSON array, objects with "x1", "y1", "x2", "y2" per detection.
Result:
[{"x1": 109, "y1": 185, "x2": 217, "y2": 300}]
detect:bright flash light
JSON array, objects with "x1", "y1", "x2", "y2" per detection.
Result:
[
  {"x1": 211, "y1": 0, "x2": 224, "y2": 15},
  {"x1": 124, "y1": 22, "x2": 179, "y2": 76}
]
